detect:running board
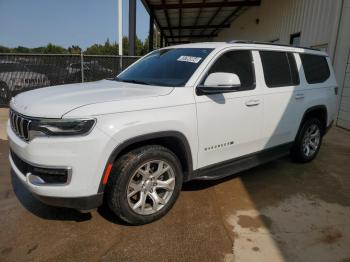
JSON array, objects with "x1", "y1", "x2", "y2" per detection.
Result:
[{"x1": 192, "y1": 143, "x2": 293, "y2": 181}]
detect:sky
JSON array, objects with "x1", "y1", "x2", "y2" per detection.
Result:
[{"x1": 0, "y1": 0, "x2": 150, "y2": 49}]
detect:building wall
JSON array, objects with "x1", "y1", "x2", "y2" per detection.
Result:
[
  {"x1": 215, "y1": 0, "x2": 350, "y2": 130},
  {"x1": 337, "y1": 55, "x2": 350, "y2": 129},
  {"x1": 333, "y1": 0, "x2": 350, "y2": 129},
  {"x1": 215, "y1": 0, "x2": 342, "y2": 59}
]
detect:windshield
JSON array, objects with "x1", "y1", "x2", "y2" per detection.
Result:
[{"x1": 116, "y1": 48, "x2": 213, "y2": 87}]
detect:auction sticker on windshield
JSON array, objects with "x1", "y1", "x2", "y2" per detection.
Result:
[{"x1": 177, "y1": 56, "x2": 202, "y2": 63}]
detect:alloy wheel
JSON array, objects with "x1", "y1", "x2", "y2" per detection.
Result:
[
  {"x1": 127, "y1": 160, "x2": 176, "y2": 215},
  {"x1": 302, "y1": 124, "x2": 321, "y2": 157}
]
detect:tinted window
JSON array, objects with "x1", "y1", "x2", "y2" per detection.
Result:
[
  {"x1": 117, "y1": 48, "x2": 213, "y2": 87},
  {"x1": 205, "y1": 50, "x2": 255, "y2": 90},
  {"x1": 300, "y1": 54, "x2": 330, "y2": 84},
  {"x1": 260, "y1": 51, "x2": 299, "y2": 87}
]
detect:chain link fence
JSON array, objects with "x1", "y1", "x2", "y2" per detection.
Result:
[{"x1": 0, "y1": 53, "x2": 140, "y2": 106}]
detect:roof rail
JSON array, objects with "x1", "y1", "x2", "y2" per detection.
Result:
[{"x1": 227, "y1": 40, "x2": 320, "y2": 51}]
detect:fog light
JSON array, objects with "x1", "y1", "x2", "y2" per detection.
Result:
[
  {"x1": 30, "y1": 166, "x2": 71, "y2": 185},
  {"x1": 32, "y1": 167, "x2": 67, "y2": 176}
]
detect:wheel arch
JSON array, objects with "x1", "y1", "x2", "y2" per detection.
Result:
[
  {"x1": 98, "y1": 131, "x2": 193, "y2": 193},
  {"x1": 297, "y1": 105, "x2": 328, "y2": 138}
]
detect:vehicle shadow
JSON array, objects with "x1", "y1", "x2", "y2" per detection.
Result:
[
  {"x1": 10, "y1": 166, "x2": 130, "y2": 225},
  {"x1": 96, "y1": 204, "x2": 131, "y2": 226},
  {"x1": 11, "y1": 170, "x2": 92, "y2": 222}
]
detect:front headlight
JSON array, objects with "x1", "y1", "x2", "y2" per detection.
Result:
[{"x1": 29, "y1": 118, "x2": 96, "y2": 140}]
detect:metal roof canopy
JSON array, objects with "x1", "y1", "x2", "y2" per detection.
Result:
[{"x1": 141, "y1": 0, "x2": 261, "y2": 45}]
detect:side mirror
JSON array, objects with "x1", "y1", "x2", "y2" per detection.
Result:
[{"x1": 197, "y1": 72, "x2": 241, "y2": 95}]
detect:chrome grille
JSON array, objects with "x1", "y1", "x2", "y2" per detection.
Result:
[{"x1": 9, "y1": 110, "x2": 31, "y2": 141}]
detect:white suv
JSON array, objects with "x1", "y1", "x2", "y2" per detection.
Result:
[{"x1": 7, "y1": 41, "x2": 338, "y2": 225}]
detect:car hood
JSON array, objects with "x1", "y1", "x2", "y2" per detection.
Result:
[{"x1": 10, "y1": 79, "x2": 174, "y2": 118}]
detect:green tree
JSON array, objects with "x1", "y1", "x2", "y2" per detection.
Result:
[
  {"x1": 12, "y1": 46, "x2": 30, "y2": 53},
  {"x1": 68, "y1": 45, "x2": 82, "y2": 54},
  {"x1": 31, "y1": 46, "x2": 46, "y2": 53},
  {"x1": 85, "y1": 39, "x2": 119, "y2": 55},
  {"x1": 0, "y1": 36, "x2": 153, "y2": 55},
  {"x1": 85, "y1": 44, "x2": 102, "y2": 55},
  {"x1": 122, "y1": 36, "x2": 129, "y2": 55},
  {"x1": 43, "y1": 43, "x2": 68, "y2": 54},
  {"x1": 142, "y1": 36, "x2": 149, "y2": 55},
  {"x1": 0, "y1": 45, "x2": 11, "y2": 53}
]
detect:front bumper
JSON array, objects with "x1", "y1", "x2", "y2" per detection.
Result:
[
  {"x1": 9, "y1": 151, "x2": 104, "y2": 210},
  {"x1": 33, "y1": 193, "x2": 104, "y2": 210},
  {"x1": 7, "y1": 119, "x2": 114, "y2": 208}
]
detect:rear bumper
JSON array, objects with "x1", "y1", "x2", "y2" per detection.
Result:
[{"x1": 33, "y1": 193, "x2": 104, "y2": 210}]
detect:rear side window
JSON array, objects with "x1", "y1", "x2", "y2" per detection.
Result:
[
  {"x1": 260, "y1": 51, "x2": 300, "y2": 88},
  {"x1": 206, "y1": 50, "x2": 255, "y2": 90},
  {"x1": 300, "y1": 54, "x2": 330, "y2": 84}
]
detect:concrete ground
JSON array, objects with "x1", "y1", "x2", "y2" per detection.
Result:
[
  {"x1": 0, "y1": 107, "x2": 350, "y2": 262},
  {"x1": 0, "y1": 108, "x2": 8, "y2": 140}
]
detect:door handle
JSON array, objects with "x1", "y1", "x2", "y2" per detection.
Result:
[
  {"x1": 295, "y1": 93, "x2": 305, "y2": 100},
  {"x1": 245, "y1": 99, "x2": 260, "y2": 107}
]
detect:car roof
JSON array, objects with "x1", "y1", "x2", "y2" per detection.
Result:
[{"x1": 164, "y1": 41, "x2": 328, "y2": 56}]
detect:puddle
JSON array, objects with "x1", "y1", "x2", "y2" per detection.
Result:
[{"x1": 227, "y1": 194, "x2": 350, "y2": 262}]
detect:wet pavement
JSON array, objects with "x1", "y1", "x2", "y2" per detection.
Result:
[{"x1": 1, "y1": 108, "x2": 350, "y2": 261}]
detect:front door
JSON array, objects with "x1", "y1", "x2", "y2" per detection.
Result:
[{"x1": 195, "y1": 49, "x2": 264, "y2": 169}]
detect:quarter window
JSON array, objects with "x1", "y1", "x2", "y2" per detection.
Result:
[
  {"x1": 300, "y1": 54, "x2": 330, "y2": 84},
  {"x1": 205, "y1": 50, "x2": 255, "y2": 90},
  {"x1": 260, "y1": 51, "x2": 300, "y2": 88}
]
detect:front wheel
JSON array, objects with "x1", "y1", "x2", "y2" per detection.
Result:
[
  {"x1": 105, "y1": 145, "x2": 183, "y2": 225},
  {"x1": 291, "y1": 118, "x2": 323, "y2": 162}
]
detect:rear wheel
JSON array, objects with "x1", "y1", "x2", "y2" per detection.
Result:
[
  {"x1": 291, "y1": 118, "x2": 323, "y2": 162},
  {"x1": 105, "y1": 145, "x2": 183, "y2": 225}
]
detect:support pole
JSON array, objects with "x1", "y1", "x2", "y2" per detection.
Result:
[
  {"x1": 155, "y1": 29, "x2": 158, "y2": 49},
  {"x1": 80, "y1": 51, "x2": 84, "y2": 83},
  {"x1": 149, "y1": 15, "x2": 154, "y2": 52},
  {"x1": 160, "y1": 33, "x2": 164, "y2": 48},
  {"x1": 129, "y1": 0, "x2": 136, "y2": 56},
  {"x1": 118, "y1": 0, "x2": 123, "y2": 71}
]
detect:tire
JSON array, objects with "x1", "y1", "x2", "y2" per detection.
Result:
[
  {"x1": 0, "y1": 82, "x2": 10, "y2": 105},
  {"x1": 291, "y1": 118, "x2": 323, "y2": 163},
  {"x1": 105, "y1": 145, "x2": 183, "y2": 225}
]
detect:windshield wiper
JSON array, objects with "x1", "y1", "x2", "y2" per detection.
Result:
[{"x1": 115, "y1": 78, "x2": 150, "y2": 85}]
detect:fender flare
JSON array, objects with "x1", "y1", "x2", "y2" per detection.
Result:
[
  {"x1": 295, "y1": 105, "x2": 328, "y2": 140},
  {"x1": 97, "y1": 131, "x2": 193, "y2": 193}
]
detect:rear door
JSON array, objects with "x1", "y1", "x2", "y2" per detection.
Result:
[
  {"x1": 195, "y1": 49, "x2": 264, "y2": 168},
  {"x1": 258, "y1": 51, "x2": 304, "y2": 148}
]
